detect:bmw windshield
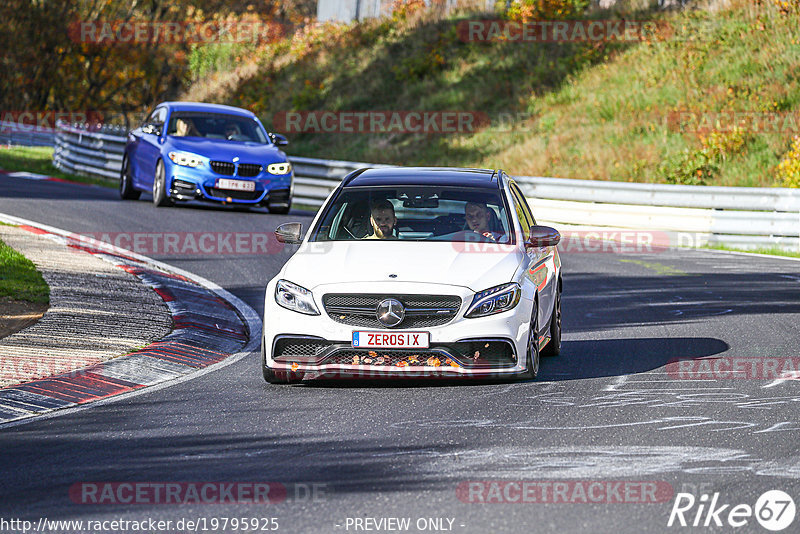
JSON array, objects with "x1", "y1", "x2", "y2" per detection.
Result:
[
  {"x1": 166, "y1": 112, "x2": 269, "y2": 144},
  {"x1": 311, "y1": 186, "x2": 514, "y2": 243}
]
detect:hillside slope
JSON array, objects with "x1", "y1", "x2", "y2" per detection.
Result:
[{"x1": 184, "y1": 1, "x2": 800, "y2": 187}]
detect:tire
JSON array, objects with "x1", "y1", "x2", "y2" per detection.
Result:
[
  {"x1": 261, "y1": 340, "x2": 285, "y2": 384},
  {"x1": 266, "y1": 188, "x2": 292, "y2": 214},
  {"x1": 541, "y1": 281, "x2": 562, "y2": 357},
  {"x1": 119, "y1": 155, "x2": 141, "y2": 200},
  {"x1": 518, "y1": 298, "x2": 540, "y2": 380},
  {"x1": 152, "y1": 159, "x2": 173, "y2": 207},
  {"x1": 267, "y1": 203, "x2": 291, "y2": 215}
]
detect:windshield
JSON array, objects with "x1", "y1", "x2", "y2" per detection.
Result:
[
  {"x1": 167, "y1": 112, "x2": 268, "y2": 144},
  {"x1": 311, "y1": 186, "x2": 513, "y2": 243}
]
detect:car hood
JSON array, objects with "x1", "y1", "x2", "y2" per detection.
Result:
[
  {"x1": 282, "y1": 240, "x2": 523, "y2": 292},
  {"x1": 166, "y1": 137, "x2": 286, "y2": 164}
]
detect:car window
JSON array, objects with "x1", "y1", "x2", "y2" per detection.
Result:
[
  {"x1": 311, "y1": 186, "x2": 514, "y2": 244},
  {"x1": 148, "y1": 107, "x2": 166, "y2": 126},
  {"x1": 509, "y1": 182, "x2": 536, "y2": 231},
  {"x1": 166, "y1": 112, "x2": 268, "y2": 143},
  {"x1": 508, "y1": 185, "x2": 533, "y2": 234}
]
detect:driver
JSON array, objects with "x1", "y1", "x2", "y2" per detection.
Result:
[
  {"x1": 224, "y1": 122, "x2": 241, "y2": 139},
  {"x1": 174, "y1": 117, "x2": 200, "y2": 137},
  {"x1": 465, "y1": 202, "x2": 496, "y2": 241},
  {"x1": 365, "y1": 199, "x2": 397, "y2": 239}
]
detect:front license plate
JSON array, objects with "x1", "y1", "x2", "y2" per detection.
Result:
[
  {"x1": 215, "y1": 178, "x2": 255, "y2": 192},
  {"x1": 352, "y1": 331, "x2": 429, "y2": 349}
]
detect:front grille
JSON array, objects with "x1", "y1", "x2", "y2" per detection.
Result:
[
  {"x1": 273, "y1": 337, "x2": 330, "y2": 363},
  {"x1": 326, "y1": 349, "x2": 455, "y2": 367},
  {"x1": 321, "y1": 340, "x2": 515, "y2": 368},
  {"x1": 207, "y1": 187, "x2": 262, "y2": 201},
  {"x1": 237, "y1": 163, "x2": 262, "y2": 177},
  {"x1": 210, "y1": 161, "x2": 235, "y2": 175},
  {"x1": 323, "y1": 294, "x2": 461, "y2": 329}
]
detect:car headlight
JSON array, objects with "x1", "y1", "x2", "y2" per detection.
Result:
[
  {"x1": 168, "y1": 151, "x2": 203, "y2": 167},
  {"x1": 275, "y1": 280, "x2": 320, "y2": 315},
  {"x1": 465, "y1": 282, "x2": 521, "y2": 318},
  {"x1": 267, "y1": 162, "x2": 292, "y2": 175}
]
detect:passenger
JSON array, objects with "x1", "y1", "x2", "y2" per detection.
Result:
[
  {"x1": 343, "y1": 200, "x2": 371, "y2": 239},
  {"x1": 365, "y1": 199, "x2": 397, "y2": 239},
  {"x1": 465, "y1": 202, "x2": 496, "y2": 241}
]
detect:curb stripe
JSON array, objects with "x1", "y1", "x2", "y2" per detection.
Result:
[{"x1": 0, "y1": 216, "x2": 254, "y2": 424}]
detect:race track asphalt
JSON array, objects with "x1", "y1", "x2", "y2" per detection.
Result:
[{"x1": 1, "y1": 175, "x2": 799, "y2": 533}]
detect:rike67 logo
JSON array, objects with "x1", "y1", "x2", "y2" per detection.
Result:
[{"x1": 668, "y1": 490, "x2": 795, "y2": 531}]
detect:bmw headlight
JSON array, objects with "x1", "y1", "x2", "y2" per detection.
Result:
[
  {"x1": 267, "y1": 162, "x2": 292, "y2": 175},
  {"x1": 168, "y1": 151, "x2": 203, "y2": 168},
  {"x1": 275, "y1": 280, "x2": 320, "y2": 315},
  {"x1": 465, "y1": 282, "x2": 521, "y2": 318}
]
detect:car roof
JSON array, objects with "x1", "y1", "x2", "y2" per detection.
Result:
[
  {"x1": 159, "y1": 101, "x2": 256, "y2": 118},
  {"x1": 343, "y1": 167, "x2": 501, "y2": 189}
]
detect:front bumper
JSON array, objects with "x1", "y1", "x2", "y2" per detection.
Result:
[
  {"x1": 262, "y1": 281, "x2": 533, "y2": 381},
  {"x1": 167, "y1": 166, "x2": 292, "y2": 205}
]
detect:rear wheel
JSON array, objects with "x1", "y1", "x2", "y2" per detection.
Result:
[
  {"x1": 541, "y1": 282, "x2": 562, "y2": 357},
  {"x1": 119, "y1": 155, "x2": 141, "y2": 200},
  {"x1": 152, "y1": 160, "x2": 173, "y2": 207},
  {"x1": 518, "y1": 299, "x2": 540, "y2": 380}
]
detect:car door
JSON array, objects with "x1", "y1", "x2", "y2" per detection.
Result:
[
  {"x1": 508, "y1": 180, "x2": 554, "y2": 336},
  {"x1": 135, "y1": 107, "x2": 167, "y2": 189}
]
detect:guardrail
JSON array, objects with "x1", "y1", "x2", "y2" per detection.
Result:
[
  {"x1": 0, "y1": 121, "x2": 56, "y2": 147},
  {"x1": 52, "y1": 122, "x2": 800, "y2": 250}
]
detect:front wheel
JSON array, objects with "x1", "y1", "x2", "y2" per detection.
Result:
[
  {"x1": 266, "y1": 188, "x2": 292, "y2": 214},
  {"x1": 518, "y1": 299, "x2": 540, "y2": 380},
  {"x1": 152, "y1": 160, "x2": 173, "y2": 207},
  {"x1": 119, "y1": 155, "x2": 141, "y2": 200},
  {"x1": 262, "y1": 341, "x2": 285, "y2": 384}
]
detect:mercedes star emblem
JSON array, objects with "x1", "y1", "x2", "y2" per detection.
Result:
[{"x1": 376, "y1": 298, "x2": 405, "y2": 327}]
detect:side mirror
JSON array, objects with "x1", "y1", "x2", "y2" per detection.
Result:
[
  {"x1": 525, "y1": 225, "x2": 561, "y2": 249},
  {"x1": 270, "y1": 133, "x2": 289, "y2": 146},
  {"x1": 142, "y1": 124, "x2": 161, "y2": 136},
  {"x1": 275, "y1": 222, "x2": 302, "y2": 244}
]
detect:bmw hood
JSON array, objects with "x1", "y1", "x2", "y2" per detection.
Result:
[
  {"x1": 166, "y1": 137, "x2": 287, "y2": 164},
  {"x1": 282, "y1": 241, "x2": 523, "y2": 292}
]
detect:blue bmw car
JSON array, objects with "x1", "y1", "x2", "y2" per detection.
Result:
[{"x1": 120, "y1": 101, "x2": 293, "y2": 213}]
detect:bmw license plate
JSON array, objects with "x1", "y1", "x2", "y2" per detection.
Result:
[
  {"x1": 215, "y1": 178, "x2": 255, "y2": 192},
  {"x1": 352, "y1": 331, "x2": 429, "y2": 349}
]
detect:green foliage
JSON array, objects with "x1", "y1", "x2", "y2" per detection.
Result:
[
  {"x1": 775, "y1": 136, "x2": 800, "y2": 187},
  {"x1": 0, "y1": 239, "x2": 49, "y2": 304}
]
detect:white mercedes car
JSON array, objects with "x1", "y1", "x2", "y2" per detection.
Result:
[{"x1": 262, "y1": 167, "x2": 562, "y2": 383}]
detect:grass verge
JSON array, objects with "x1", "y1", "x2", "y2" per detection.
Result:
[
  {"x1": 705, "y1": 243, "x2": 800, "y2": 259},
  {"x1": 0, "y1": 237, "x2": 50, "y2": 303},
  {"x1": 0, "y1": 146, "x2": 114, "y2": 187}
]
